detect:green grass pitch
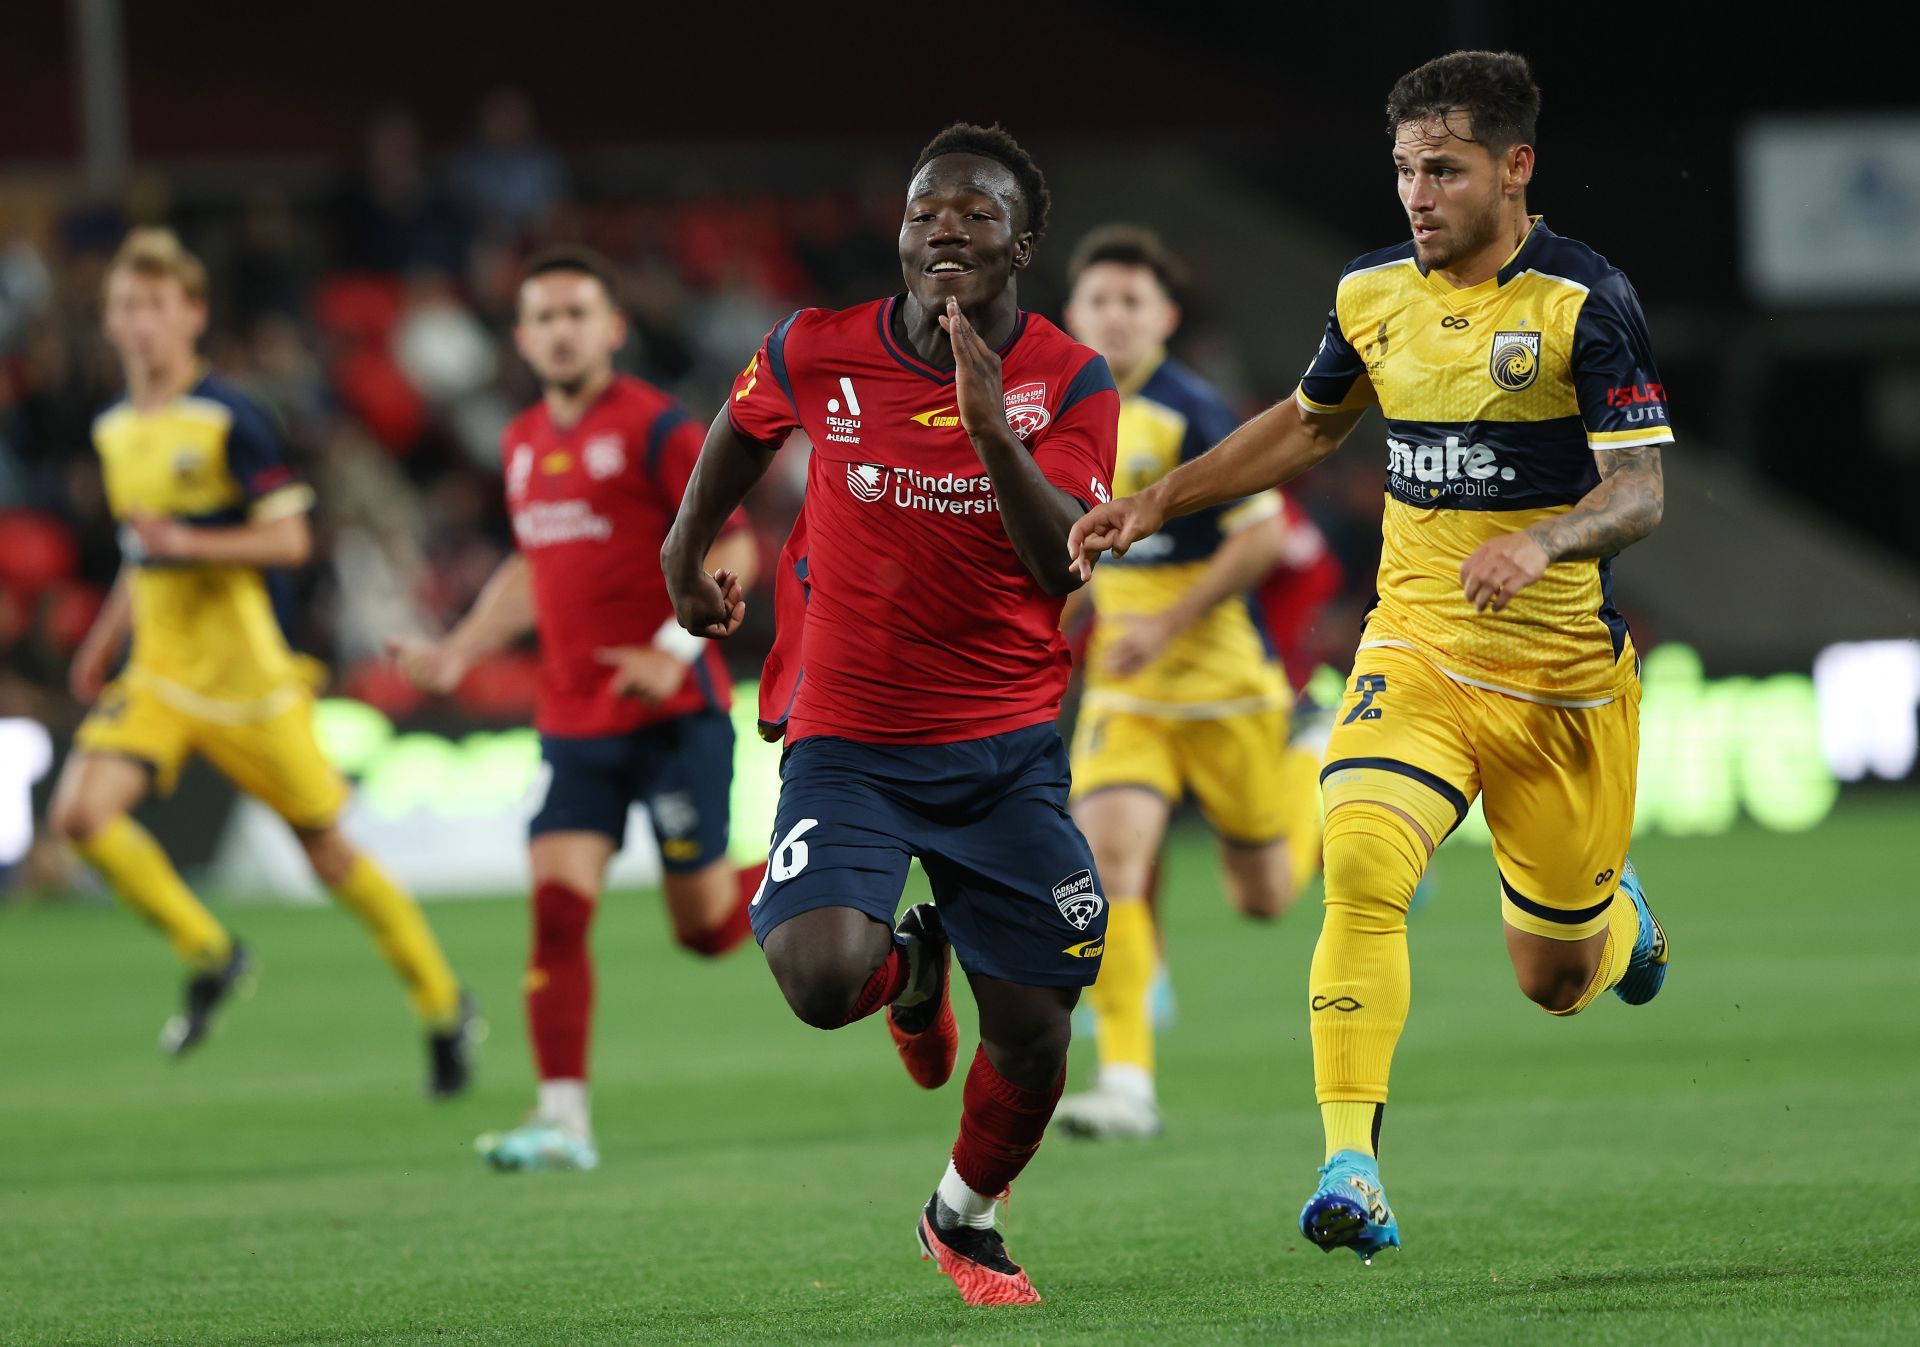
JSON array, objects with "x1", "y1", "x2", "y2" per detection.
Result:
[{"x1": 3, "y1": 798, "x2": 1916, "y2": 1345}]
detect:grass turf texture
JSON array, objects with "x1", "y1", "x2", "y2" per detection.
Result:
[{"x1": 3, "y1": 798, "x2": 1916, "y2": 1346}]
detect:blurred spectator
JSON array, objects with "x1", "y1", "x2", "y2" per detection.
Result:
[
  {"x1": 450, "y1": 89, "x2": 567, "y2": 240},
  {"x1": 335, "y1": 111, "x2": 467, "y2": 275}
]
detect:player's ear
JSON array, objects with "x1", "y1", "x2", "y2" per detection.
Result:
[
  {"x1": 1157, "y1": 300, "x2": 1182, "y2": 343},
  {"x1": 1506, "y1": 143, "x2": 1535, "y2": 197},
  {"x1": 1012, "y1": 232, "x2": 1036, "y2": 272}
]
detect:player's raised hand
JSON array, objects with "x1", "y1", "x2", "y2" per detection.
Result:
[
  {"x1": 595, "y1": 646, "x2": 687, "y2": 704},
  {"x1": 665, "y1": 564, "x2": 746, "y2": 640},
  {"x1": 1067, "y1": 492, "x2": 1167, "y2": 581},
  {"x1": 940, "y1": 297, "x2": 1006, "y2": 441},
  {"x1": 1459, "y1": 531, "x2": 1551, "y2": 612},
  {"x1": 386, "y1": 636, "x2": 471, "y2": 695}
]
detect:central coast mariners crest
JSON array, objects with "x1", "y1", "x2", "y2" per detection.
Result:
[
  {"x1": 1489, "y1": 329, "x2": 1541, "y2": 392},
  {"x1": 1051, "y1": 869, "x2": 1105, "y2": 931}
]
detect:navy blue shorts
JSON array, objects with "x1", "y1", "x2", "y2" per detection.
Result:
[
  {"x1": 529, "y1": 710, "x2": 733, "y2": 872},
  {"x1": 749, "y1": 723, "x2": 1108, "y2": 988}
]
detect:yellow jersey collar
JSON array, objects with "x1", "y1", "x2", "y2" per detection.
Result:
[
  {"x1": 1112, "y1": 346, "x2": 1168, "y2": 401},
  {"x1": 1418, "y1": 215, "x2": 1544, "y2": 304}
]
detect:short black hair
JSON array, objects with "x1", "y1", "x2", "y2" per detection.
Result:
[
  {"x1": 520, "y1": 244, "x2": 620, "y2": 305},
  {"x1": 1385, "y1": 50, "x2": 1541, "y2": 153},
  {"x1": 1067, "y1": 224, "x2": 1189, "y2": 301},
  {"x1": 911, "y1": 122, "x2": 1051, "y2": 239}
]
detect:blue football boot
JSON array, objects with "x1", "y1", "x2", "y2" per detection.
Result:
[
  {"x1": 1299, "y1": 1150, "x2": 1400, "y2": 1263},
  {"x1": 1611, "y1": 858, "x2": 1669, "y2": 1006}
]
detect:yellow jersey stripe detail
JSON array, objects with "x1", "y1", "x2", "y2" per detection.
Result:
[{"x1": 1588, "y1": 427, "x2": 1675, "y2": 448}]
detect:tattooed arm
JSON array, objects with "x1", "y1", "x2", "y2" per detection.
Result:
[{"x1": 1458, "y1": 445, "x2": 1665, "y2": 613}]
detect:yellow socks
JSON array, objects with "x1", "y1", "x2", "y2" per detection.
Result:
[
  {"x1": 329, "y1": 853, "x2": 461, "y2": 1026},
  {"x1": 1321, "y1": 1100, "x2": 1381, "y2": 1159},
  {"x1": 1548, "y1": 885, "x2": 1644, "y2": 1017},
  {"x1": 1278, "y1": 745, "x2": 1325, "y2": 896},
  {"x1": 75, "y1": 816, "x2": 231, "y2": 970},
  {"x1": 1088, "y1": 897, "x2": 1156, "y2": 1084},
  {"x1": 1310, "y1": 801, "x2": 1426, "y2": 1161}
]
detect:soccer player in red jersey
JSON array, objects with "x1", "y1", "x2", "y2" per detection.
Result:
[
  {"x1": 393, "y1": 248, "x2": 764, "y2": 1172},
  {"x1": 1256, "y1": 492, "x2": 1347, "y2": 694},
  {"x1": 663, "y1": 125, "x2": 1119, "y2": 1306}
]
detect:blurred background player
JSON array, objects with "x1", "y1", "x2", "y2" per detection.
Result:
[
  {"x1": 1053, "y1": 225, "x2": 1323, "y2": 1139},
  {"x1": 1070, "y1": 50, "x2": 1673, "y2": 1263},
  {"x1": 664, "y1": 124, "x2": 1119, "y2": 1306},
  {"x1": 49, "y1": 228, "x2": 475, "y2": 1092},
  {"x1": 391, "y1": 247, "x2": 764, "y2": 1171}
]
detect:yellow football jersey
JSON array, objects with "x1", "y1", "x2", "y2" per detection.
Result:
[
  {"x1": 1087, "y1": 351, "x2": 1289, "y2": 717},
  {"x1": 1295, "y1": 218, "x2": 1673, "y2": 705},
  {"x1": 92, "y1": 371, "x2": 316, "y2": 715}
]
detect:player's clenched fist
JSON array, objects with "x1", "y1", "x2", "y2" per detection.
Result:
[
  {"x1": 939, "y1": 297, "x2": 1006, "y2": 442},
  {"x1": 662, "y1": 562, "x2": 747, "y2": 640},
  {"x1": 1459, "y1": 531, "x2": 1551, "y2": 612},
  {"x1": 1067, "y1": 490, "x2": 1167, "y2": 581}
]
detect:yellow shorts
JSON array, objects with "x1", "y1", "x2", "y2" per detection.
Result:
[
  {"x1": 1070, "y1": 703, "x2": 1291, "y2": 844},
  {"x1": 75, "y1": 676, "x2": 349, "y2": 831},
  {"x1": 1318, "y1": 644, "x2": 1640, "y2": 941}
]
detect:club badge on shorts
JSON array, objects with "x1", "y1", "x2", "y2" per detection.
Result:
[{"x1": 1051, "y1": 869, "x2": 1105, "y2": 930}]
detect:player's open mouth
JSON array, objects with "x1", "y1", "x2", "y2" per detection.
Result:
[
  {"x1": 1411, "y1": 222, "x2": 1439, "y2": 243},
  {"x1": 924, "y1": 261, "x2": 974, "y2": 278}
]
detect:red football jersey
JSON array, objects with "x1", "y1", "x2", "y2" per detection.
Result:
[
  {"x1": 503, "y1": 374, "x2": 742, "y2": 738},
  {"x1": 729, "y1": 298, "x2": 1119, "y2": 745}
]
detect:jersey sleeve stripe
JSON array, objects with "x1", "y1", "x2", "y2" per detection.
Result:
[
  {"x1": 1587, "y1": 427, "x2": 1674, "y2": 448},
  {"x1": 248, "y1": 482, "x2": 316, "y2": 523},
  {"x1": 1219, "y1": 491, "x2": 1281, "y2": 533},
  {"x1": 1294, "y1": 385, "x2": 1347, "y2": 415},
  {"x1": 1057, "y1": 353, "x2": 1118, "y2": 417},
  {"x1": 767, "y1": 310, "x2": 804, "y2": 412},
  {"x1": 643, "y1": 406, "x2": 694, "y2": 479}
]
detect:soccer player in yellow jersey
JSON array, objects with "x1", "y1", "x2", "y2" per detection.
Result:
[
  {"x1": 49, "y1": 229, "x2": 478, "y2": 1093},
  {"x1": 1069, "y1": 51, "x2": 1672, "y2": 1257},
  {"x1": 1052, "y1": 226, "x2": 1322, "y2": 1139}
]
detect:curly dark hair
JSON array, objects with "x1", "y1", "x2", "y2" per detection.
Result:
[
  {"x1": 1067, "y1": 224, "x2": 1190, "y2": 301},
  {"x1": 911, "y1": 122, "x2": 1051, "y2": 239},
  {"x1": 1385, "y1": 50, "x2": 1541, "y2": 152}
]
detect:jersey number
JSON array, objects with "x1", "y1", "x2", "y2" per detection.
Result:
[
  {"x1": 768, "y1": 818, "x2": 820, "y2": 883},
  {"x1": 1343, "y1": 674, "x2": 1387, "y2": 724}
]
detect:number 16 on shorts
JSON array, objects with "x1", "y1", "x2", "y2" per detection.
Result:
[{"x1": 755, "y1": 817, "x2": 819, "y2": 905}]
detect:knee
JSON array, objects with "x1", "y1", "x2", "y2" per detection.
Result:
[
  {"x1": 1320, "y1": 803, "x2": 1427, "y2": 922},
  {"x1": 1225, "y1": 868, "x2": 1288, "y2": 922},
  {"x1": 50, "y1": 795, "x2": 115, "y2": 844},
  {"x1": 765, "y1": 944, "x2": 870, "y2": 1030},
  {"x1": 988, "y1": 1007, "x2": 1073, "y2": 1080},
  {"x1": 299, "y1": 829, "x2": 356, "y2": 887},
  {"x1": 1514, "y1": 959, "x2": 1594, "y2": 1013}
]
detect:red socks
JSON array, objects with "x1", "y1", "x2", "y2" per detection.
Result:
[
  {"x1": 834, "y1": 942, "x2": 909, "y2": 1027},
  {"x1": 951, "y1": 1047, "x2": 1066, "y2": 1196},
  {"x1": 528, "y1": 880, "x2": 596, "y2": 1080},
  {"x1": 672, "y1": 861, "x2": 765, "y2": 958}
]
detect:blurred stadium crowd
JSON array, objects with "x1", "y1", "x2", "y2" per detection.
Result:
[{"x1": 0, "y1": 89, "x2": 1376, "y2": 735}]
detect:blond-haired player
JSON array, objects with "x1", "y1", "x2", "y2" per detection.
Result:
[{"x1": 52, "y1": 228, "x2": 477, "y2": 1092}]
